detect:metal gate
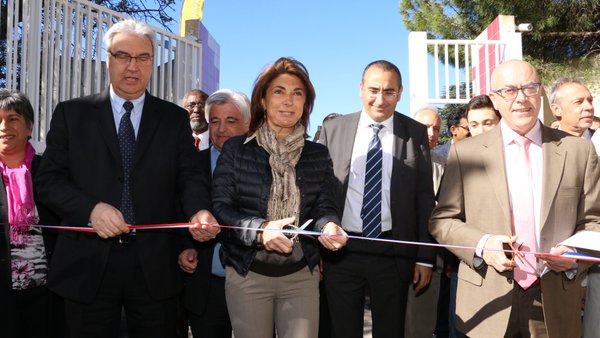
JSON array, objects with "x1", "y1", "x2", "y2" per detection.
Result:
[{"x1": 1, "y1": 0, "x2": 204, "y2": 150}]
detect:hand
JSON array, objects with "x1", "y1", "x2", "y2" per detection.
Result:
[
  {"x1": 261, "y1": 217, "x2": 295, "y2": 254},
  {"x1": 178, "y1": 248, "x2": 198, "y2": 274},
  {"x1": 540, "y1": 245, "x2": 577, "y2": 272},
  {"x1": 482, "y1": 235, "x2": 517, "y2": 272},
  {"x1": 413, "y1": 265, "x2": 433, "y2": 293},
  {"x1": 90, "y1": 202, "x2": 129, "y2": 239},
  {"x1": 318, "y1": 222, "x2": 347, "y2": 251},
  {"x1": 189, "y1": 210, "x2": 220, "y2": 242}
]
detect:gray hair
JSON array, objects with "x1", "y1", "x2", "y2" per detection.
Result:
[
  {"x1": 181, "y1": 89, "x2": 208, "y2": 107},
  {"x1": 413, "y1": 106, "x2": 439, "y2": 118},
  {"x1": 549, "y1": 77, "x2": 588, "y2": 105},
  {"x1": 205, "y1": 89, "x2": 251, "y2": 123},
  {"x1": 104, "y1": 19, "x2": 156, "y2": 54}
]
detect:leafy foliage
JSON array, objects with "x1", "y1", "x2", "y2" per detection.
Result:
[
  {"x1": 400, "y1": 0, "x2": 600, "y2": 63},
  {"x1": 93, "y1": 0, "x2": 177, "y2": 31}
]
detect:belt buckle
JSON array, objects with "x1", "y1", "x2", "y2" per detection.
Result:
[{"x1": 118, "y1": 233, "x2": 130, "y2": 244}]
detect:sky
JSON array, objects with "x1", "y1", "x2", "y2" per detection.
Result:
[{"x1": 170, "y1": 0, "x2": 415, "y2": 137}]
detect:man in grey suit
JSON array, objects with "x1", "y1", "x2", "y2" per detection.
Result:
[
  {"x1": 430, "y1": 60, "x2": 600, "y2": 337},
  {"x1": 319, "y1": 60, "x2": 435, "y2": 338}
]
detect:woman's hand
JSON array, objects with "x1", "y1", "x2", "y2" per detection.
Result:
[
  {"x1": 318, "y1": 222, "x2": 347, "y2": 251},
  {"x1": 260, "y1": 217, "x2": 295, "y2": 254}
]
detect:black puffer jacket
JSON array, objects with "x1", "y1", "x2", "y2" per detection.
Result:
[{"x1": 212, "y1": 135, "x2": 340, "y2": 276}]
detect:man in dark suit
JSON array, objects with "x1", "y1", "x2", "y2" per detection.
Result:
[
  {"x1": 319, "y1": 60, "x2": 435, "y2": 338},
  {"x1": 35, "y1": 19, "x2": 219, "y2": 338},
  {"x1": 178, "y1": 89, "x2": 250, "y2": 338}
]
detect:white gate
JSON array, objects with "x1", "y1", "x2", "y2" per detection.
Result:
[
  {"x1": 407, "y1": 22, "x2": 523, "y2": 114},
  {"x1": 1, "y1": 0, "x2": 204, "y2": 150}
]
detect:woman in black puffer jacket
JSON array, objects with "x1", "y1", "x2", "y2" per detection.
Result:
[{"x1": 212, "y1": 57, "x2": 347, "y2": 338}]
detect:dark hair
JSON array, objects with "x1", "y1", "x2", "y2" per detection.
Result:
[
  {"x1": 445, "y1": 105, "x2": 467, "y2": 134},
  {"x1": 466, "y1": 95, "x2": 501, "y2": 119},
  {"x1": 0, "y1": 89, "x2": 35, "y2": 127},
  {"x1": 362, "y1": 60, "x2": 403, "y2": 89},
  {"x1": 249, "y1": 57, "x2": 315, "y2": 135}
]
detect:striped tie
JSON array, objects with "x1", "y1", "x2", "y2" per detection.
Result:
[{"x1": 361, "y1": 124, "x2": 383, "y2": 238}]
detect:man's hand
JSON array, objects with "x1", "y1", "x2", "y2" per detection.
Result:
[
  {"x1": 189, "y1": 210, "x2": 220, "y2": 242},
  {"x1": 90, "y1": 202, "x2": 129, "y2": 239},
  {"x1": 178, "y1": 248, "x2": 198, "y2": 274},
  {"x1": 318, "y1": 222, "x2": 348, "y2": 251},
  {"x1": 413, "y1": 265, "x2": 433, "y2": 293},
  {"x1": 540, "y1": 245, "x2": 577, "y2": 272},
  {"x1": 260, "y1": 217, "x2": 295, "y2": 254},
  {"x1": 482, "y1": 235, "x2": 517, "y2": 272}
]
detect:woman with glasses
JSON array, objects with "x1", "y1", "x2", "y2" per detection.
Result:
[{"x1": 212, "y1": 57, "x2": 347, "y2": 338}]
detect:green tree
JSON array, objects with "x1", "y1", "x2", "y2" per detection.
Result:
[{"x1": 399, "y1": 0, "x2": 600, "y2": 81}]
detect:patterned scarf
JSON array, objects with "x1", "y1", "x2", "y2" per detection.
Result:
[
  {"x1": 1, "y1": 143, "x2": 39, "y2": 246},
  {"x1": 255, "y1": 123, "x2": 305, "y2": 222}
]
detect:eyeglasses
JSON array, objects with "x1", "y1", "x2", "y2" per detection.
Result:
[
  {"x1": 108, "y1": 51, "x2": 153, "y2": 65},
  {"x1": 458, "y1": 125, "x2": 470, "y2": 131},
  {"x1": 186, "y1": 102, "x2": 205, "y2": 110},
  {"x1": 492, "y1": 82, "x2": 542, "y2": 101},
  {"x1": 366, "y1": 89, "x2": 399, "y2": 100}
]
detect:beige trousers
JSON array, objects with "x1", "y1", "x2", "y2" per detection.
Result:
[{"x1": 225, "y1": 265, "x2": 320, "y2": 338}]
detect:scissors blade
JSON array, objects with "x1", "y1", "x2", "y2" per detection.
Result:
[{"x1": 298, "y1": 219, "x2": 313, "y2": 231}]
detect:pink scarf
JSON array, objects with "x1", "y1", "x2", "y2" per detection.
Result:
[{"x1": 1, "y1": 143, "x2": 38, "y2": 246}]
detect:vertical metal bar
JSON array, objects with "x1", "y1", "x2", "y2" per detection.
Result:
[
  {"x1": 454, "y1": 43, "x2": 459, "y2": 99},
  {"x1": 433, "y1": 42, "x2": 439, "y2": 100},
  {"x1": 444, "y1": 43, "x2": 449, "y2": 100},
  {"x1": 465, "y1": 42, "x2": 470, "y2": 99}
]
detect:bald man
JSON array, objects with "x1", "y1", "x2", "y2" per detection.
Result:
[{"x1": 430, "y1": 60, "x2": 600, "y2": 337}]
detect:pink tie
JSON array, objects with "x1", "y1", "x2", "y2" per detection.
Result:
[{"x1": 512, "y1": 136, "x2": 538, "y2": 289}]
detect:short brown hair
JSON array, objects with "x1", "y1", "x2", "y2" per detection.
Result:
[{"x1": 249, "y1": 57, "x2": 315, "y2": 135}]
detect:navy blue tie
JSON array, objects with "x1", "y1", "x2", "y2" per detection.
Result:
[
  {"x1": 361, "y1": 124, "x2": 383, "y2": 238},
  {"x1": 119, "y1": 101, "x2": 136, "y2": 225}
]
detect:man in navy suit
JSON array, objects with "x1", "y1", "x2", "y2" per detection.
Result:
[
  {"x1": 319, "y1": 60, "x2": 435, "y2": 338},
  {"x1": 178, "y1": 89, "x2": 250, "y2": 338},
  {"x1": 35, "y1": 19, "x2": 219, "y2": 338}
]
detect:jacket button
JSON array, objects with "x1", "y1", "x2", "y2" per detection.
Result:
[{"x1": 507, "y1": 277, "x2": 513, "y2": 284}]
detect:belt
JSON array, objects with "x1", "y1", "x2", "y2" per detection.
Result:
[
  {"x1": 346, "y1": 230, "x2": 392, "y2": 238},
  {"x1": 115, "y1": 233, "x2": 136, "y2": 244}
]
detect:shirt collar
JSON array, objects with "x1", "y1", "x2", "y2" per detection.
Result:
[
  {"x1": 358, "y1": 110, "x2": 394, "y2": 132},
  {"x1": 109, "y1": 85, "x2": 145, "y2": 112},
  {"x1": 501, "y1": 119, "x2": 542, "y2": 147}
]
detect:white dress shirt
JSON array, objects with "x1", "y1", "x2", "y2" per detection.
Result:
[
  {"x1": 109, "y1": 85, "x2": 144, "y2": 138},
  {"x1": 342, "y1": 111, "x2": 394, "y2": 233},
  {"x1": 193, "y1": 129, "x2": 210, "y2": 151}
]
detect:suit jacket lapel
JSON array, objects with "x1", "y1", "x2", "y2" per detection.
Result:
[
  {"x1": 539, "y1": 127, "x2": 565, "y2": 229},
  {"x1": 96, "y1": 90, "x2": 121, "y2": 165},
  {"x1": 390, "y1": 112, "x2": 406, "y2": 196},
  {"x1": 340, "y1": 113, "x2": 360, "y2": 193},
  {"x1": 133, "y1": 93, "x2": 162, "y2": 169},
  {"x1": 481, "y1": 127, "x2": 512, "y2": 226}
]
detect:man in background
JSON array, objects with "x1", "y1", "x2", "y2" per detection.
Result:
[
  {"x1": 179, "y1": 89, "x2": 250, "y2": 338},
  {"x1": 549, "y1": 78, "x2": 595, "y2": 139},
  {"x1": 183, "y1": 89, "x2": 210, "y2": 151},
  {"x1": 433, "y1": 109, "x2": 470, "y2": 159}
]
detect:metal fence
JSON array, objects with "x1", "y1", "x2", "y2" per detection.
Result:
[
  {"x1": 407, "y1": 31, "x2": 523, "y2": 114},
  {"x1": 1, "y1": 0, "x2": 203, "y2": 150}
]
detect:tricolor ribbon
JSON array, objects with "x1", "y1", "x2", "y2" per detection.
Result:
[{"x1": 31, "y1": 222, "x2": 600, "y2": 263}]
